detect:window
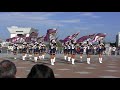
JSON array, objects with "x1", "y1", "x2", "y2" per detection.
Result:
[{"x1": 16, "y1": 31, "x2": 23, "y2": 32}]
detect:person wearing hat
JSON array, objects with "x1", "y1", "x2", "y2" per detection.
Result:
[
  {"x1": 86, "y1": 41, "x2": 92, "y2": 64},
  {"x1": 49, "y1": 39, "x2": 57, "y2": 65},
  {"x1": 28, "y1": 43, "x2": 33, "y2": 60},
  {"x1": 38, "y1": 42, "x2": 42, "y2": 60},
  {"x1": 41, "y1": 42, "x2": 46, "y2": 60},
  {"x1": 33, "y1": 43, "x2": 39, "y2": 62},
  {"x1": 13, "y1": 43, "x2": 18, "y2": 59},
  {"x1": 97, "y1": 43, "x2": 104, "y2": 63},
  {"x1": 67, "y1": 41, "x2": 71, "y2": 62},
  {"x1": 63, "y1": 42, "x2": 68, "y2": 61},
  {"x1": 22, "y1": 42, "x2": 27, "y2": 60},
  {"x1": 78, "y1": 43, "x2": 84, "y2": 62},
  {"x1": 70, "y1": 40, "x2": 77, "y2": 64}
]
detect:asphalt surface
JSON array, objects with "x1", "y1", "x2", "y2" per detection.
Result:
[{"x1": 0, "y1": 53, "x2": 120, "y2": 78}]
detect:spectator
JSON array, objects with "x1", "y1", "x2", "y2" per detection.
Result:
[
  {"x1": 112, "y1": 46, "x2": 116, "y2": 55},
  {"x1": 108, "y1": 46, "x2": 112, "y2": 56},
  {"x1": 27, "y1": 64, "x2": 55, "y2": 78},
  {"x1": 0, "y1": 48, "x2": 1, "y2": 53},
  {"x1": 0, "y1": 60, "x2": 17, "y2": 78}
]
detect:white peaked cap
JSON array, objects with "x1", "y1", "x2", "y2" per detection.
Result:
[
  {"x1": 53, "y1": 28, "x2": 57, "y2": 30},
  {"x1": 23, "y1": 42, "x2": 27, "y2": 44},
  {"x1": 52, "y1": 39, "x2": 56, "y2": 43},
  {"x1": 35, "y1": 42, "x2": 38, "y2": 44}
]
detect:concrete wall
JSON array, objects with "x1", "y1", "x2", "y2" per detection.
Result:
[
  {"x1": 7, "y1": 26, "x2": 38, "y2": 38},
  {"x1": 116, "y1": 32, "x2": 120, "y2": 47},
  {"x1": 11, "y1": 34, "x2": 17, "y2": 38}
]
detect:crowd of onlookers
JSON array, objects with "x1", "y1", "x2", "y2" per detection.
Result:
[
  {"x1": 0, "y1": 60, "x2": 55, "y2": 78},
  {"x1": 106, "y1": 46, "x2": 120, "y2": 56}
]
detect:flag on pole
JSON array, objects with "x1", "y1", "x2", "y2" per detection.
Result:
[
  {"x1": 71, "y1": 32, "x2": 80, "y2": 40},
  {"x1": 91, "y1": 33, "x2": 106, "y2": 42},
  {"x1": 77, "y1": 35, "x2": 90, "y2": 43},
  {"x1": 44, "y1": 28, "x2": 57, "y2": 42}
]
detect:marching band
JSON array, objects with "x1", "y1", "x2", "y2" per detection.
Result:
[
  {"x1": 13, "y1": 43, "x2": 18, "y2": 59},
  {"x1": 49, "y1": 39, "x2": 57, "y2": 65},
  {"x1": 5, "y1": 39, "x2": 108, "y2": 66},
  {"x1": 78, "y1": 43, "x2": 84, "y2": 62},
  {"x1": 4, "y1": 29, "x2": 109, "y2": 66}
]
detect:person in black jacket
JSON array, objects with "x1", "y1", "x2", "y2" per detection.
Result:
[
  {"x1": 27, "y1": 64, "x2": 55, "y2": 78},
  {"x1": 78, "y1": 43, "x2": 84, "y2": 62},
  {"x1": 0, "y1": 60, "x2": 17, "y2": 78},
  {"x1": 49, "y1": 39, "x2": 57, "y2": 65},
  {"x1": 86, "y1": 41, "x2": 93, "y2": 64}
]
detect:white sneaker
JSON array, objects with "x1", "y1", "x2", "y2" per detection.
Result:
[
  {"x1": 68, "y1": 57, "x2": 71, "y2": 61},
  {"x1": 80, "y1": 56, "x2": 82, "y2": 59},
  {"x1": 87, "y1": 61, "x2": 90, "y2": 64},
  {"x1": 34, "y1": 57, "x2": 37, "y2": 62},
  {"x1": 42, "y1": 55, "x2": 45, "y2": 59},
  {"x1": 64, "y1": 56, "x2": 67, "y2": 60},
  {"x1": 25, "y1": 54, "x2": 27, "y2": 57},
  {"x1": 72, "y1": 59, "x2": 75, "y2": 64},
  {"x1": 22, "y1": 56, "x2": 25, "y2": 60},
  {"x1": 87, "y1": 58, "x2": 90, "y2": 64},
  {"x1": 52, "y1": 62, "x2": 54, "y2": 65},
  {"x1": 29, "y1": 55, "x2": 32, "y2": 57},
  {"x1": 53, "y1": 58, "x2": 55, "y2": 63},
  {"x1": 51, "y1": 63, "x2": 54, "y2": 65},
  {"x1": 39, "y1": 56, "x2": 42, "y2": 59},
  {"x1": 99, "y1": 58, "x2": 102, "y2": 63},
  {"x1": 51, "y1": 59, "x2": 54, "y2": 65}
]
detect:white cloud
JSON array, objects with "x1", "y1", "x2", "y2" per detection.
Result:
[
  {"x1": 92, "y1": 16, "x2": 100, "y2": 18},
  {"x1": 0, "y1": 12, "x2": 82, "y2": 27},
  {"x1": 78, "y1": 27, "x2": 89, "y2": 30},
  {"x1": 0, "y1": 12, "x2": 81, "y2": 28},
  {"x1": 74, "y1": 27, "x2": 89, "y2": 30},
  {"x1": 89, "y1": 23, "x2": 104, "y2": 27},
  {"x1": 81, "y1": 12, "x2": 93, "y2": 16},
  {"x1": 39, "y1": 20, "x2": 64, "y2": 27},
  {"x1": 0, "y1": 12, "x2": 64, "y2": 27},
  {"x1": 81, "y1": 12, "x2": 100, "y2": 19},
  {"x1": 0, "y1": 12, "x2": 55, "y2": 20},
  {"x1": 94, "y1": 24, "x2": 104, "y2": 26},
  {"x1": 59, "y1": 19, "x2": 80, "y2": 23}
]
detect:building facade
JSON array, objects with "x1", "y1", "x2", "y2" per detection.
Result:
[
  {"x1": 7, "y1": 26, "x2": 38, "y2": 38},
  {"x1": 116, "y1": 32, "x2": 120, "y2": 47}
]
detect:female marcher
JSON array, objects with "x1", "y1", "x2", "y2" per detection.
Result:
[
  {"x1": 86, "y1": 41, "x2": 92, "y2": 64},
  {"x1": 13, "y1": 43, "x2": 18, "y2": 59},
  {"x1": 22, "y1": 42, "x2": 28, "y2": 60},
  {"x1": 49, "y1": 39, "x2": 57, "y2": 65},
  {"x1": 63, "y1": 42, "x2": 68, "y2": 60},
  {"x1": 33, "y1": 42, "x2": 40, "y2": 62},
  {"x1": 70, "y1": 40, "x2": 77, "y2": 64},
  {"x1": 78, "y1": 43, "x2": 84, "y2": 62},
  {"x1": 97, "y1": 43, "x2": 104, "y2": 63}
]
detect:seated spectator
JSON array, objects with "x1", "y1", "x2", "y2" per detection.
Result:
[
  {"x1": 0, "y1": 60, "x2": 17, "y2": 78},
  {"x1": 27, "y1": 64, "x2": 55, "y2": 78}
]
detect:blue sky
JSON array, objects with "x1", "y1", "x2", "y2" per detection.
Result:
[{"x1": 0, "y1": 12, "x2": 120, "y2": 42}]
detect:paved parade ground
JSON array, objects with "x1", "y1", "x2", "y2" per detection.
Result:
[{"x1": 0, "y1": 53, "x2": 120, "y2": 78}]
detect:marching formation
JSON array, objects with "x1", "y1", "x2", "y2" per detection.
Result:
[
  {"x1": 4, "y1": 28, "x2": 109, "y2": 65},
  {"x1": 63, "y1": 40, "x2": 105, "y2": 65},
  {"x1": 6, "y1": 39, "x2": 106, "y2": 66},
  {"x1": 9, "y1": 41, "x2": 46, "y2": 61}
]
